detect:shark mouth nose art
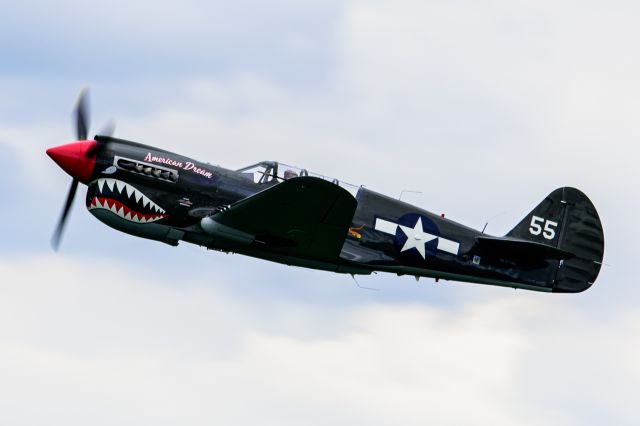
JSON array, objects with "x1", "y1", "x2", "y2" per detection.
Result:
[{"x1": 88, "y1": 178, "x2": 167, "y2": 223}]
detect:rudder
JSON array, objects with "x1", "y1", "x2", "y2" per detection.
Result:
[{"x1": 507, "y1": 187, "x2": 604, "y2": 293}]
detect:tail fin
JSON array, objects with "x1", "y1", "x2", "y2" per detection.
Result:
[{"x1": 507, "y1": 187, "x2": 604, "y2": 293}]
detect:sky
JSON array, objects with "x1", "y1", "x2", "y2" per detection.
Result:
[{"x1": 0, "y1": 0, "x2": 638, "y2": 424}]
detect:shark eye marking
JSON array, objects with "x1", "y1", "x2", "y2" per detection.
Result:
[
  {"x1": 114, "y1": 156, "x2": 178, "y2": 183},
  {"x1": 88, "y1": 178, "x2": 168, "y2": 224}
]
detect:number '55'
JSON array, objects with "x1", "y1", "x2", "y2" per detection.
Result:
[{"x1": 529, "y1": 216, "x2": 558, "y2": 240}]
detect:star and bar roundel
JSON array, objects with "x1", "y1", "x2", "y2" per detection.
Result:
[{"x1": 374, "y1": 213, "x2": 460, "y2": 259}]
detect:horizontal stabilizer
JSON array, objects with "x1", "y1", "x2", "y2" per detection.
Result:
[{"x1": 476, "y1": 235, "x2": 575, "y2": 260}]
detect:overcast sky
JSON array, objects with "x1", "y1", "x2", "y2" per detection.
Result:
[{"x1": 0, "y1": 1, "x2": 638, "y2": 424}]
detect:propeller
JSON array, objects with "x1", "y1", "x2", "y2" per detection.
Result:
[
  {"x1": 98, "y1": 118, "x2": 116, "y2": 139},
  {"x1": 51, "y1": 90, "x2": 90, "y2": 250},
  {"x1": 50, "y1": 89, "x2": 115, "y2": 250},
  {"x1": 51, "y1": 179, "x2": 79, "y2": 250},
  {"x1": 75, "y1": 88, "x2": 89, "y2": 140}
]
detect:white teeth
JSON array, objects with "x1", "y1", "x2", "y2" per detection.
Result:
[
  {"x1": 88, "y1": 198, "x2": 164, "y2": 223},
  {"x1": 90, "y1": 178, "x2": 166, "y2": 223},
  {"x1": 149, "y1": 203, "x2": 164, "y2": 214},
  {"x1": 124, "y1": 183, "x2": 134, "y2": 198}
]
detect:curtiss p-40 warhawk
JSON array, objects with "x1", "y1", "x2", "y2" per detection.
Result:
[{"x1": 47, "y1": 91, "x2": 604, "y2": 293}]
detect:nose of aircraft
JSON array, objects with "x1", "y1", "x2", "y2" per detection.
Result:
[{"x1": 46, "y1": 140, "x2": 98, "y2": 183}]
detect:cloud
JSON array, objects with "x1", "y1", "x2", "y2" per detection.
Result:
[
  {"x1": 0, "y1": 0, "x2": 341, "y2": 85},
  {"x1": 0, "y1": 254, "x2": 637, "y2": 425},
  {"x1": 0, "y1": 0, "x2": 637, "y2": 423}
]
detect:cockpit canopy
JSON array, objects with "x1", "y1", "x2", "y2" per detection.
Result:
[{"x1": 236, "y1": 161, "x2": 359, "y2": 196}]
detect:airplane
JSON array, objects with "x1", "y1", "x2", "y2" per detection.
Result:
[{"x1": 47, "y1": 91, "x2": 605, "y2": 293}]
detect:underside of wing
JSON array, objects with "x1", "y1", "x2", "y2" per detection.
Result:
[{"x1": 207, "y1": 176, "x2": 358, "y2": 262}]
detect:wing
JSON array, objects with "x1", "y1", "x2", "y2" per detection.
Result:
[{"x1": 209, "y1": 176, "x2": 358, "y2": 261}]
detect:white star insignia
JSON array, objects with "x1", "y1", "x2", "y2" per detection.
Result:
[
  {"x1": 374, "y1": 217, "x2": 461, "y2": 256},
  {"x1": 398, "y1": 217, "x2": 438, "y2": 259}
]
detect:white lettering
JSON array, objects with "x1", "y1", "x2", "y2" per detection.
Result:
[{"x1": 143, "y1": 153, "x2": 213, "y2": 179}]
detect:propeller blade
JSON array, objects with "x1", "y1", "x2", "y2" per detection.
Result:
[
  {"x1": 74, "y1": 88, "x2": 90, "y2": 140},
  {"x1": 98, "y1": 118, "x2": 116, "y2": 138},
  {"x1": 51, "y1": 179, "x2": 79, "y2": 251}
]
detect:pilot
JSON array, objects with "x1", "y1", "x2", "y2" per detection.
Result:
[{"x1": 284, "y1": 169, "x2": 298, "y2": 180}]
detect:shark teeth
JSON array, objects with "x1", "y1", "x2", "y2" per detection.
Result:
[
  {"x1": 88, "y1": 196, "x2": 168, "y2": 224},
  {"x1": 94, "y1": 178, "x2": 166, "y2": 214}
]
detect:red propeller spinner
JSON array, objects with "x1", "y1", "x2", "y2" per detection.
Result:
[
  {"x1": 46, "y1": 140, "x2": 97, "y2": 183},
  {"x1": 48, "y1": 88, "x2": 111, "y2": 250}
]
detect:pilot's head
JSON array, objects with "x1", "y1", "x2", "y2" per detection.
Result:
[{"x1": 284, "y1": 169, "x2": 298, "y2": 180}]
